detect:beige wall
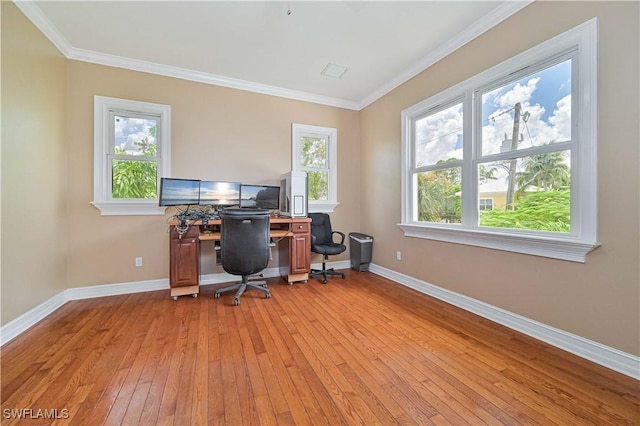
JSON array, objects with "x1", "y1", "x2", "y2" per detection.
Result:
[
  {"x1": 64, "y1": 62, "x2": 361, "y2": 287},
  {"x1": 361, "y1": 1, "x2": 640, "y2": 356},
  {"x1": 1, "y1": 2, "x2": 68, "y2": 325}
]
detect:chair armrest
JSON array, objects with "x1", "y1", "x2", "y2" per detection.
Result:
[{"x1": 332, "y1": 231, "x2": 346, "y2": 245}]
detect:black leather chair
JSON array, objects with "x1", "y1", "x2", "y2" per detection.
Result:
[
  {"x1": 309, "y1": 213, "x2": 346, "y2": 284},
  {"x1": 214, "y1": 209, "x2": 271, "y2": 306}
]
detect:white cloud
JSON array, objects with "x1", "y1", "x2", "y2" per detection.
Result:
[
  {"x1": 114, "y1": 116, "x2": 156, "y2": 153},
  {"x1": 415, "y1": 104, "x2": 463, "y2": 166},
  {"x1": 494, "y1": 77, "x2": 540, "y2": 108},
  {"x1": 482, "y1": 78, "x2": 571, "y2": 155},
  {"x1": 415, "y1": 73, "x2": 571, "y2": 170}
]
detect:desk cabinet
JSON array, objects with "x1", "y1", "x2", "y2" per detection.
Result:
[
  {"x1": 169, "y1": 225, "x2": 200, "y2": 300},
  {"x1": 279, "y1": 220, "x2": 310, "y2": 284},
  {"x1": 290, "y1": 222, "x2": 310, "y2": 275}
]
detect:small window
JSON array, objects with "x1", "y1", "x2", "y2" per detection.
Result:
[
  {"x1": 93, "y1": 96, "x2": 171, "y2": 215},
  {"x1": 479, "y1": 198, "x2": 494, "y2": 211},
  {"x1": 292, "y1": 123, "x2": 338, "y2": 213}
]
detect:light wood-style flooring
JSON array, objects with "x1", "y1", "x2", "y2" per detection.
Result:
[{"x1": 1, "y1": 270, "x2": 638, "y2": 425}]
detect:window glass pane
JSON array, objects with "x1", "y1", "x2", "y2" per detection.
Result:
[
  {"x1": 301, "y1": 136, "x2": 327, "y2": 168},
  {"x1": 307, "y1": 171, "x2": 328, "y2": 201},
  {"x1": 114, "y1": 115, "x2": 158, "y2": 157},
  {"x1": 112, "y1": 159, "x2": 158, "y2": 199},
  {"x1": 481, "y1": 60, "x2": 571, "y2": 156},
  {"x1": 415, "y1": 167, "x2": 462, "y2": 223},
  {"x1": 478, "y1": 151, "x2": 571, "y2": 232},
  {"x1": 479, "y1": 198, "x2": 494, "y2": 211},
  {"x1": 415, "y1": 103, "x2": 463, "y2": 168}
]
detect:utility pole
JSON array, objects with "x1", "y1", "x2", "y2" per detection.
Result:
[{"x1": 506, "y1": 102, "x2": 521, "y2": 209}]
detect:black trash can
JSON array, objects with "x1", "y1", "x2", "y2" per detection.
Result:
[{"x1": 349, "y1": 232, "x2": 374, "y2": 272}]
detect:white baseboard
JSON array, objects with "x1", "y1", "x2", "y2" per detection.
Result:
[
  {"x1": 3, "y1": 261, "x2": 638, "y2": 380},
  {"x1": 66, "y1": 278, "x2": 169, "y2": 300},
  {"x1": 368, "y1": 263, "x2": 640, "y2": 380},
  {"x1": 0, "y1": 291, "x2": 68, "y2": 346},
  {"x1": 0, "y1": 279, "x2": 170, "y2": 346}
]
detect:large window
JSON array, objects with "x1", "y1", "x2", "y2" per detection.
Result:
[
  {"x1": 400, "y1": 19, "x2": 598, "y2": 262},
  {"x1": 292, "y1": 123, "x2": 338, "y2": 213},
  {"x1": 93, "y1": 96, "x2": 171, "y2": 215}
]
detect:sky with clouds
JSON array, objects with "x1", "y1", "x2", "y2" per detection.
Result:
[
  {"x1": 114, "y1": 116, "x2": 157, "y2": 154},
  {"x1": 415, "y1": 59, "x2": 572, "y2": 192}
]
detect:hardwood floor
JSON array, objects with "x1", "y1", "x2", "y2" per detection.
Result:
[{"x1": 1, "y1": 270, "x2": 638, "y2": 425}]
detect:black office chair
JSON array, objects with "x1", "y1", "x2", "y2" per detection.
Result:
[
  {"x1": 214, "y1": 209, "x2": 271, "y2": 306},
  {"x1": 309, "y1": 213, "x2": 346, "y2": 284}
]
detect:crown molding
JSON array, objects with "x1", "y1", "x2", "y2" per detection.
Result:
[
  {"x1": 68, "y1": 47, "x2": 361, "y2": 110},
  {"x1": 12, "y1": 0, "x2": 73, "y2": 57},
  {"x1": 13, "y1": 0, "x2": 531, "y2": 112},
  {"x1": 356, "y1": 0, "x2": 534, "y2": 109}
]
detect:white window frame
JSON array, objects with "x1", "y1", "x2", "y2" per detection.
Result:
[
  {"x1": 399, "y1": 19, "x2": 599, "y2": 262},
  {"x1": 92, "y1": 96, "x2": 171, "y2": 215},
  {"x1": 292, "y1": 123, "x2": 338, "y2": 213}
]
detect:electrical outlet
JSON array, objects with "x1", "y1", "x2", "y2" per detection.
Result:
[
  {"x1": 135, "y1": 257, "x2": 143, "y2": 267},
  {"x1": 396, "y1": 251, "x2": 402, "y2": 261}
]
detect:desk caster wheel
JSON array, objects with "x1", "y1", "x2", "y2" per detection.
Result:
[
  {"x1": 288, "y1": 281, "x2": 293, "y2": 286},
  {"x1": 234, "y1": 298, "x2": 240, "y2": 306},
  {"x1": 172, "y1": 296, "x2": 178, "y2": 301},
  {"x1": 192, "y1": 293, "x2": 198, "y2": 298}
]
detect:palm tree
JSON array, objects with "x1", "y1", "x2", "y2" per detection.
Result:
[{"x1": 515, "y1": 151, "x2": 570, "y2": 197}]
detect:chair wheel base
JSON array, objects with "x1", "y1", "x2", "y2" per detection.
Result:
[{"x1": 310, "y1": 267, "x2": 345, "y2": 284}]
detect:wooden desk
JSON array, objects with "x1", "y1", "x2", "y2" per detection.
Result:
[{"x1": 168, "y1": 217, "x2": 311, "y2": 299}]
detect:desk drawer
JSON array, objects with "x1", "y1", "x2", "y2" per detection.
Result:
[{"x1": 291, "y1": 222, "x2": 309, "y2": 234}]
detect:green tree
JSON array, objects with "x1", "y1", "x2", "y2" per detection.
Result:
[
  {"x1": 301, "y1": 137, "x2": 328, "y2": 200},
  {"x1": 515, "y1": 151, "x2": 570, "y2": 197},
  {"x1": 479, "y1": 164, "x2": 498, "y2": 184},
  {"x1": 112, "y1": 135, "x2": 158, "y2": 199},
  {"x1": 417, "y1": 159, "x2": 461, "y2": 223},
  {"x1": 479, "y1": 151, "x2": 570, "y2": 232},
  {"x1": 480, "y1": 190, "x2": 570, "y2": 232},
  {"x1": 306, "y1": 171, "x2": 328, "y2": 200}
]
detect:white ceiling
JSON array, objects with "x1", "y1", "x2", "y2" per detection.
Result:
[{"x1": 18, "y1": 1, "x2": 530, "y2": 110}]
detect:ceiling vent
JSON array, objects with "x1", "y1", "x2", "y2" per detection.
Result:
[{"x1": 321, "y1": 63, "x2": 350, "y2": 79}]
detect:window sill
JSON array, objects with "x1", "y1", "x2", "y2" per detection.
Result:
[
  {"x1": 309, "y1": 202, "x2": 339, "y2": 214},
  {"x1": 91, "y1": 201, "x2": 167, "y2": 216},
  {"x1": 397, "y1": 223, "x2": 600, "y2": 263}
]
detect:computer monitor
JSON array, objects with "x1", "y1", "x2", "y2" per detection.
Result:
[
  {"x1": 199, "y1": 180, "x2": 241, "y2": 207},
  {"x1": 159, "y1": 178, "x2": 200, "y2": 206},
  {"x1": 240, "y1": 184, "x2": 280, "y2": 210}
]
